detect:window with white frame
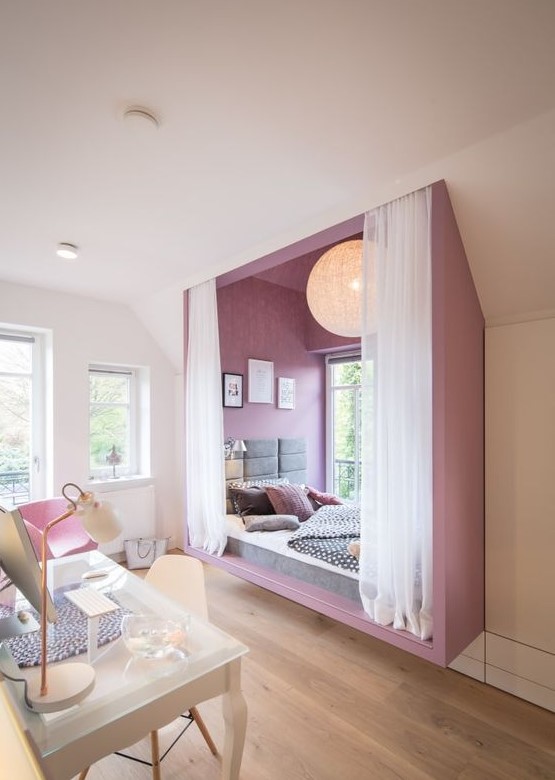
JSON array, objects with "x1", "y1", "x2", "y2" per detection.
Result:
[
  {"x1": 326, "y1": 348, "x2": 375, "y2": 503},
  {"x1": 0, "y1": 329, "x2": 48, "y2": 505},
  {"x1": 89, "y1": 365, "x2": 148, "y2": 479}
]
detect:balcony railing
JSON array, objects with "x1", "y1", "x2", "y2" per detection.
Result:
[
  {"x1": 334, "y1": 459, "x2": 361, "y2": 502},
  {"x1": 0, "y1": 470, "x2": 30, "y2": 506}
]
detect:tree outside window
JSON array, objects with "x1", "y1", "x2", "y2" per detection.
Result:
[
  {"x1": 0, "y1": 330, "x2": 47, "y2": 504},
  {"x1": 89, "y1": 368, "x2": 133, "y2": 476},
  {"x1": 328, "y1": 356, "x2": 374, "y2": 503}
]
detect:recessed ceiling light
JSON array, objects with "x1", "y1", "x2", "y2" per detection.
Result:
[{"x1": 56, "y1": 243, "x2": 79, "y2": 260}]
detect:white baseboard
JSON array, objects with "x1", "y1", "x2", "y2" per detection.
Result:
[
  {"x1": 485, "y1": 665, "x2": 555, "y2": 713},
  {"x1": 449, "y1": 654, "x2": 485, "y2": 681}
]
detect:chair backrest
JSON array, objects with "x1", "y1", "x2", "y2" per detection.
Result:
[
  {"x1": 18, "y1": 498, "x2": 97, "y2": 558},
  {"x1": 18, "y1": 498, "x2": 69, "y2": 533},
  {"x1": 145, "y1": 555, "x2": 208, "y2": 621}
]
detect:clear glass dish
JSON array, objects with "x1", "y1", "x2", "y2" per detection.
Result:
[{"x1": 121, "y1": 613, "x2": 190, "y2": 661}]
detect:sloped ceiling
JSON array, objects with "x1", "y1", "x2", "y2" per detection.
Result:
[{"x1": 0, "y1": 1, "x2": 554, "y2": 366}]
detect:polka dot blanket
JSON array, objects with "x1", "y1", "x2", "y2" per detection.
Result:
[{"x1": 287, "y1": 504, "x2": 360, "y2": 573}]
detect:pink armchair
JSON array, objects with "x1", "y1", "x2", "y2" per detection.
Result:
[{"x1": 18, "y1": 497, "x2": 98, "y2": 560}]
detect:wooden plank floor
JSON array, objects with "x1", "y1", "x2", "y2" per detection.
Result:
[{"x1": 75, "y1": 559, "x2": 555, "y2": 780}]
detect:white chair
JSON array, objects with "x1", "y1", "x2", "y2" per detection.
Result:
[
  {"x1": 142, "y1": 554, "x2": 218, "y2": 777},
  {"x1": 79, "y1": 555, "x2": 218, "y2": 780}
]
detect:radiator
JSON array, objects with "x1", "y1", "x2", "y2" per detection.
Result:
[{"x1": 95, "y1": 484, "x2": 156, "y2": 557}]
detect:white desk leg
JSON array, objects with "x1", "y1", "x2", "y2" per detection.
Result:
[
  {"x1": 87, "y1": 616, "x2": 99, "y2": 664},
  {"x1": 221, "y1": 659, "x2": 247, "y2": 780}
]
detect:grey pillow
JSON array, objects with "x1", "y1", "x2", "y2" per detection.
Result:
[{"x1": 243, "y1": 514, "x2": 300, "y2": 532}]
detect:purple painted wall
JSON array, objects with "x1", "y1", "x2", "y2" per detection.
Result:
[
  {"x1": 218, "y1": 276, "x2": 326, "y2": 487},
  {"x1": 431, "y1": 180, "x2": 485, "y2": 664}
]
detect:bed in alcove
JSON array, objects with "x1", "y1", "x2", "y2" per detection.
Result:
[
  {"x1": 183, "y1": 180, "x2": 484, "y2": 668},
  {"x1": 224, "y1": 437, "x2": 361, "y2": 603}
]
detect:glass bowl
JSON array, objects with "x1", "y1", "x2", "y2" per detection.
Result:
[{"x1": 121, "y1": 613, "x2": 190, "y2": 661}]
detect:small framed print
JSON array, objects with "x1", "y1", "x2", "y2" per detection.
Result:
[
  {"x1": 248, "y1": 359, "x2": 274, "y2": 404},
  {"x1": 278, "y1": 377, "x2": 295, "y2": 410},
  {"x1": 222, "y1": 372, "x2": 243, "y2": 408}
]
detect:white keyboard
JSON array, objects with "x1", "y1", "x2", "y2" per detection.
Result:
[{"x1": 65, "y1": 588, "x2": 119, "y2": 617}]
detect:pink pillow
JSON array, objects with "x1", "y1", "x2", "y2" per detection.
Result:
[
  {"x1": 306, "y1": 486, "x2": 343, "y2": 506},
  {"x1": 265, "y1": 483, "x2": 315, "y2": 522}
]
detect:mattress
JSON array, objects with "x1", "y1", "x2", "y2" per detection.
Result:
[{"x1": 225, "y1": 515, "x2": 361, "y2": 602}]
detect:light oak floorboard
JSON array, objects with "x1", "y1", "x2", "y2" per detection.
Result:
[{"x1": 73, "y1": 557, "x2": 555, "y2": 780}]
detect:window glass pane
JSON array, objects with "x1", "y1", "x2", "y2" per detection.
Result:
[
  {"x1": 89, "y1": 373, "x2": 129, "y2": 404},
  {"x1": 332, "y1": 361, "x2": 361, "y2": 387},
  {"x1": 333, "y1": 387, "x2": 358, "y2": 500},
  {"x1": 0, "y1": 340, "x2": 32, "y2": 374},
  {"x1": 89, "y1": 405, "x2": 129, "y2": 470},
  {"x1": 0, "y1": 376, "x2": 31, "y2": 469},
  {"x1": 329, "y1": 357, "x2": 363, "y2": 502},
  {"x1": 0, "y1": 333, "x2": 45, "y2": 504}
]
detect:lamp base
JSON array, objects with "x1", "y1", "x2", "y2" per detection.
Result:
[{"x1": 26, "y1": 663, "x2": 95, "y2": 713}]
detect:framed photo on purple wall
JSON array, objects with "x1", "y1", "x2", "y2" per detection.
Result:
[
  {"x1": 278, "y1": 377, "x2": 295, "y2": 409},
  {"x1": 248, "y1": 359, "x2": 274, "y2": 403},
  {"x1": 222, "y1": 372, "x2": 243, "y2": 408}
]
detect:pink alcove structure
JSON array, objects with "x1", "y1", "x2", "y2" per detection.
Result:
[{"x1": 182, "y1": 180, "x2": 484, "y2": 667}]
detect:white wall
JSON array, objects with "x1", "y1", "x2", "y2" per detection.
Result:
[{"x1": 0, "y1": 280, "x2": 183, "y2": 548}]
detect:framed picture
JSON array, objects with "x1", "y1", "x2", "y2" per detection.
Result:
[
  {"x1": 278, "y1": 377, "x2": 295, "y2": 409},
  {"x1": 222, "y1": 372, "x2": 243, "y2": 408},
  {"x1": 248, "y1": 359, "x2": 274, "y2": 403}
]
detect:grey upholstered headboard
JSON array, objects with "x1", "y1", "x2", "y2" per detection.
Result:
[{"x1": 224, "y1": 437, "x2": 307, "y2": 513}]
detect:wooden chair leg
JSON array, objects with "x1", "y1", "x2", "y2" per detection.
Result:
[
  {"x1": 150, "y1": 730, "x2": 161, "y2": 780},
  {"x1": 190, "y1": 706, "x2": 218, "y2": 755},
  {"x1": 78, "y1": 769, "x2": 90, "y2": 780}
]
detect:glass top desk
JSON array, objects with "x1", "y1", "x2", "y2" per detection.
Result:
[{"x1": 0, "y1": 551, "x2": 248, "y2": 780}]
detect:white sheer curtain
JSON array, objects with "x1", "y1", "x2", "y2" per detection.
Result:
[
  {"x1": 359, "y1": 186, "x2": 433, "y2": 640},
  {"x1": 185, "y1": 279, "x2": 227, "y2": 555}
]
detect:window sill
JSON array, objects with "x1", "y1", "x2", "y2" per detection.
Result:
[{"x1": 86, "y1": 475, "x2": 154, "y2": 493}]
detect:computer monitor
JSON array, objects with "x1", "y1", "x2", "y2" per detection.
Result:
[{"x1": 0, "y1": 509, "x2": 57, "y2": 641}]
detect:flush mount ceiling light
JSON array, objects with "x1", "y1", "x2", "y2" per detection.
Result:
[
  {"x1": 122, "y1": 106, "x2": 160, "y2": 130},
  {"x1": 306, "y1": 239, "x2": 365, "y2": 337},
  {"x1": 56, "y1": 243, "x2": 79, "y2": 260}
]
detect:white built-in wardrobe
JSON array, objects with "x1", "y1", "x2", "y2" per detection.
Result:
[{"x1": 452, "y1": 315, "x2": 555, "y2": 713}]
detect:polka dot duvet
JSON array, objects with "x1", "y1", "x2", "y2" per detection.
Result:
[{"x1": 287, "y1": 504, "x2": 360, "y2": 574}]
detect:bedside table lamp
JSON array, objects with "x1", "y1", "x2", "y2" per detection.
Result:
[{"x1": 27, "y1": 483, "x2": 121, "y2": 713}]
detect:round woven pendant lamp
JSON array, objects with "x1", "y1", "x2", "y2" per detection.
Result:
[{"x1": 306, "y1": 239, "x2": 363, "y2": 337}]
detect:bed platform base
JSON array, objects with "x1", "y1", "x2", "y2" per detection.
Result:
[{"x1": 187, "y1": 545, "x2": 434, "y2": 661}]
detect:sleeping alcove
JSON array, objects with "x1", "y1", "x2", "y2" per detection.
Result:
[{"x1": 183, "y1": 180, "x2": 484, "y2": 668}]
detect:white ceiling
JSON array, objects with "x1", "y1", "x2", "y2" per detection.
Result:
[{"x1": 1, "y1": 1, "x2": 554, "y2": 358}]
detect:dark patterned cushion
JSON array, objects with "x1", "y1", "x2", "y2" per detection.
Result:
[
  {"x1": 229, "y1": 486, "x2": 274, "y2": 516},
  {"x1": 265, "y1": 483, "x2": 315, "y2": 522}
]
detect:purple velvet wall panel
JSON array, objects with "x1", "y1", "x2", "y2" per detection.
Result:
[
  {"x1": 431, "y1": 180, "x2": 485, "y2": 665},
  {"x1": 218, "y1": 277, "x2": 326, "y2": 487}
]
